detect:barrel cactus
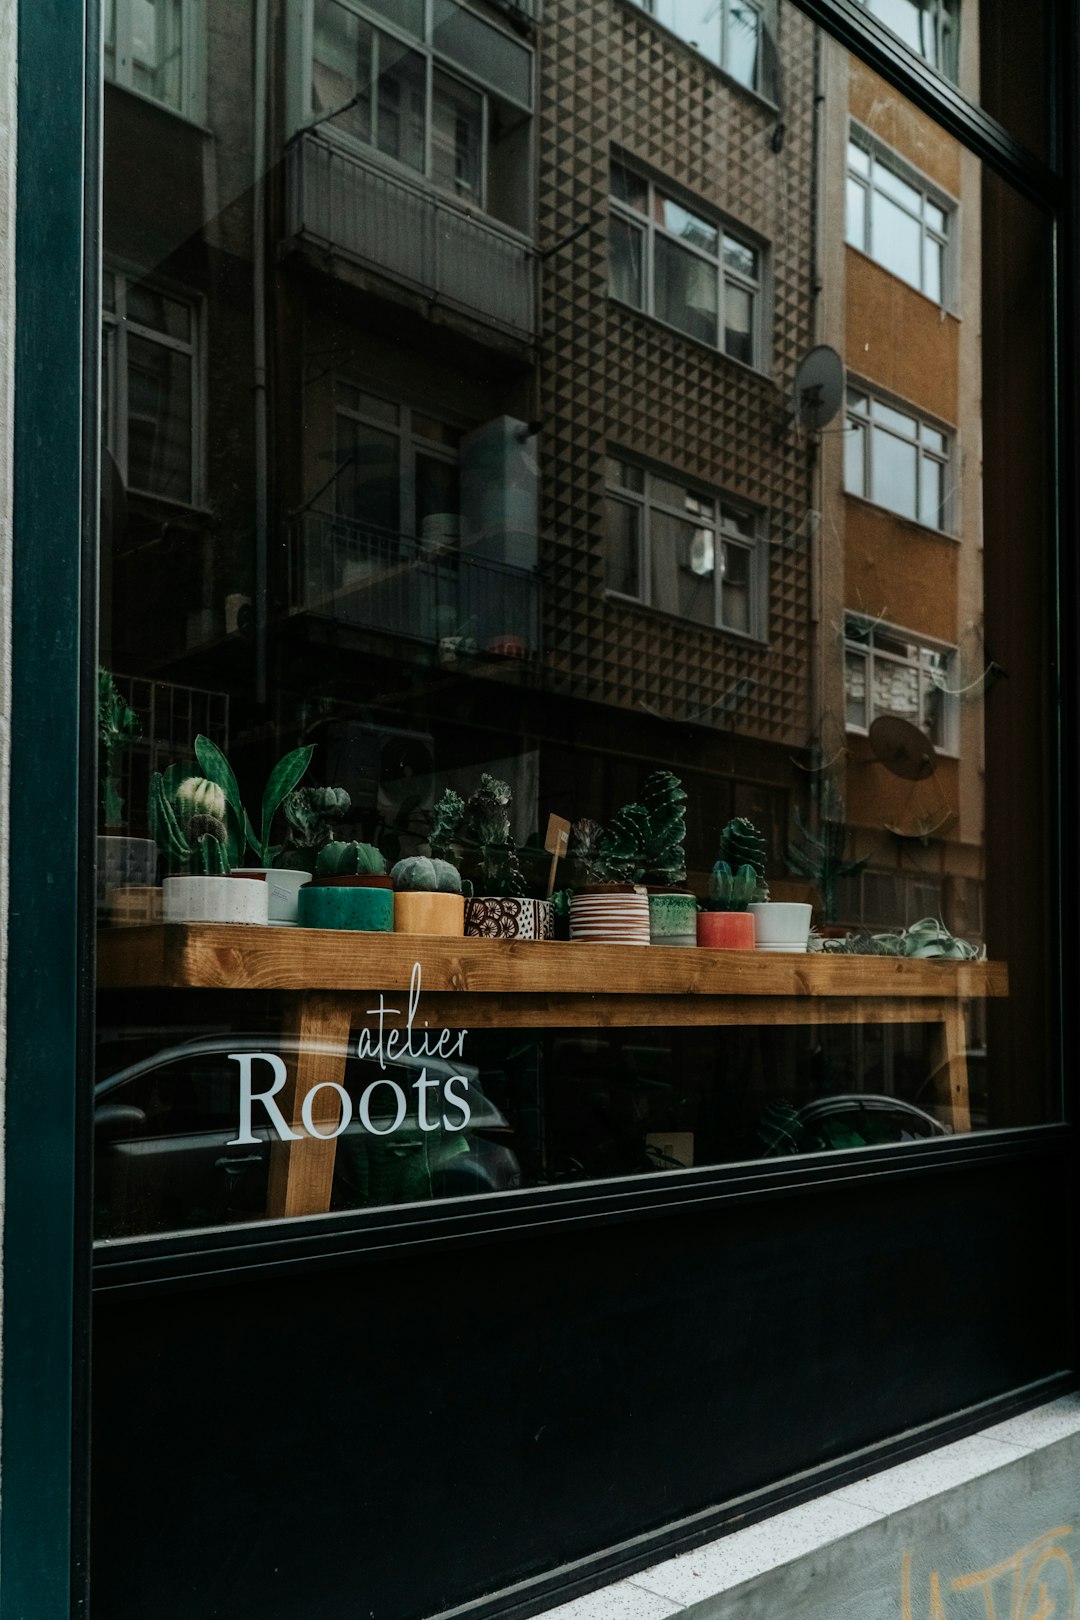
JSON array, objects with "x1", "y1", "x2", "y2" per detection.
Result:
[
  {"x1": 316, "y1": 840, "x2": 386, "y2": 878},
  {"x1": 391, "y1": 856, "x2": 462, "y2": 894},
  {"x1": 718, "y1": 816, "x2": 769, "y2": 901},
  {"x1": 148, "y1": 771, "x2": 231, "y2": 875}
]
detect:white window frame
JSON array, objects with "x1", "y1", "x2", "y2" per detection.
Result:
[
  {"x1": 853, "y1": 0, "x2": 959, "y2": 81},
  {"x1": 844, "y1": 385, "x2": 954, "y2": 534},
  {"x1": 605, "y1": 455, "x2": 768, "y2": 640},
  {"x1": 844, "y1": 613, "x2": 959, "y2": 755},
  {"x1": 609, "y1": 160, "x2": 765, "y2": 369},
  {"x1": 102, "y1": 268, "x2": 204, "y2": 510},
  {"x1": 334, "y1": 385, "x2": 463, "y2": 541},
  {"x1": 104, "y1": 0, "x2": 206, "y2": 123},
  {"x1": 625, "y1": 0, "x2": 770, "y2": 95},
  {"x1": 296, "y1": 0, "x2": 533, "y2": 222},
  {"x1": 845, "y1": 126, "x2": 956, "y2": 307}
]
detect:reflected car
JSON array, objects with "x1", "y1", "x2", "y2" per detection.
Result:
[{"x1": 94, "y1": 1034, "x2": 521, "y2": 1239}]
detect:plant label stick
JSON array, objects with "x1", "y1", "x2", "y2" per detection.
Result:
[{"x1": 545, "y1": 814, "x2": 571, "y2": 898}]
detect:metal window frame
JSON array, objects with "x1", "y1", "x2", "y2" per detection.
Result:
[
  {"x1": 629, "y1": 0, "x2": 768, "y2": 95},
  {"x1": 843, "y1": 613, "x2": 960, "y2": 756},
  {"x1": 845, "y1": 384, "x2": 954, "y2": 533},
  {"x1": 846, "y1": 121, "x2": 956, "y2": 306},
  {"x1": 105, "y1": 0, "x2": 204, "y2": 123},
  {"x1": 334, "y1": 385, "x2": 463, "y2": 538}
]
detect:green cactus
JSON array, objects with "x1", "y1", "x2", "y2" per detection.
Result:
[
  {"x1": 457, "y1": 774, "x2": 525, "y2": 898},
  {"x1": 315, "y1": 840, "x2": 386, "y2": 878},
  {"x1": 568, "y1": 819, "x2": 607, "y2": 885},
  {"x1": 785, "y1": 806, "x2": 868, "y2": 923},
  {"x1": 278, "y1": 785, "x2": 352, "y2": 873},
  {"x1": 719, "y1": 817, "x2": 769, "y2": 902},
  {"x1": 708, "y1": 861, "x2": 759, "y2": 911},
  {"x1": 640, "y1": 771, "x2": 688, "y2": 885},
  {"x1": 428, "y1": 788, "x2": 465, "y2": 863},
  {"x1": 192, "y1": 735, "x2": 315, "y2": 868},
  {"x1": 390, "y1": 856, "x2": 463, "y2": 894},
  {"x1": 598, "y1": 802, "x2": 650, "y2": 884},
  {"x1": 98, "y1": 668, "x2": 142, "y2": 831},
  {"x1": 148, "y1": 771, "x2": 231, "y2": 875}
]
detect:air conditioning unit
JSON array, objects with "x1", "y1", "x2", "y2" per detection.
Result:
[{"x1": 322, "y1": 723, "x2": 436, "y2": 832}]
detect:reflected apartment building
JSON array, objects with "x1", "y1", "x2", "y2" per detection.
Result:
[{"x1": 100, "y1": 0, "x2": 826, "y2": 884}]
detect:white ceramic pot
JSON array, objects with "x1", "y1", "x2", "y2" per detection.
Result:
[
  {"x1": 232, "y1": 867, "x2": 311, "y2": 924},
  {"x1": 162, "y1": 875, "x2": 269, "y2": 925},
  {"x1": 748, "y1": 901, "x2": 813, "y2": 953}
]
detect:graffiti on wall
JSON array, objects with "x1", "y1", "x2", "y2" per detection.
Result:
[{"x1": 902, "y1": 1529, "x2": 1075, "y2": 1620}]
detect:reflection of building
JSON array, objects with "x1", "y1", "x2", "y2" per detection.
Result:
[{"x1": 817, "y1": 14, "x2": 985, "y2": 941}]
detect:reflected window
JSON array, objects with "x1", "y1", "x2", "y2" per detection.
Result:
[
  {"x1": 844, "y1": 613, "x2": 958, "y2": 751},
  {"x1": 854, "y1": 0, "x2": 959, "y2": 80},
  {"x1": 844, "y1": 388, "x2": 951, "y2": 531},
  {"x1": 627, "y1": 0, "x2": 770, "y2": 94},
  {"x1": 334, "y1": 387, "x2": 463, "y2": 552},
  {"x1": 101, "y1": 271, "x2": 198, "y2": 506},
  {"x1": 610, "y1": 160, "x2": 764, "y2": 365},
  {"x1": 308, "y1": 0, "x2": 532, "y2": 227},
  {"x1": 104, "y1": 0, "x2": 200, "y2": 119},
  {"x1": 846, "y1": 131, "x2": 953, "y2": 303},
  {"x1": 606, "y1": 457, "x2": 763, "y2": 636}
]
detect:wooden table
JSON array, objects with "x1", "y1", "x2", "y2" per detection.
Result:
[{"x1": 98, "y1": 925, "x2": 1009, "y2": 1218}]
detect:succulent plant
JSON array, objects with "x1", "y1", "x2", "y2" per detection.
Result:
[
  {"x1": 148, "y1": 770, "x2": 231, "y2": 875},
  {"x1": 98, "y1": 668, "x2": 142, "y2": 831},
  {"x1": 598, "y1": 802, "x2": 650, "y2": 884},
  {"x1": 191, "y1": 734, "x2": 315, "y2": 868},
  {"x1": 785, "y1": 805, "x2": 868, "y2": 923},
  {"x1": 815, "y1": 918, "x2": 979, "y2": 959},
  {"x1": 457, "y1": 774, "x2": 525, "y2": 898},
  {"x1": 568, "y1": 819, "x2": 608, "y2": 885},
  {"x1": 718, "y1": 817, "x2": 769, "y2": 902},
  {"x1": 640, "y1": 770, "x2": 688, "y2": 885},
  {"x1": 428, "y1": 788, "x2": 465, "y2": 864},
  {"x1": 277, "y1": 785, "x2": 352, "y2": 873},
  {"x1": 315, "y1": 841, "x2": 386, "y2": 878},
  {"x1": 707, "y1": 861, "x2": 759, "y2": 912},
  {"x1": 390, "y1": 856, "x2": 463, "y2": 894}
]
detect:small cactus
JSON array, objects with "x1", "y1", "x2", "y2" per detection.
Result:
[
  {"x1": 316, "y1": 840, "x2": 386, "y2": 878},
  {"x1": 708, "y1": 861, "x2": 759, "y2": 911},
  {"x1": 391, "y1": 856, "x2": 462, "y2": 894},
  {"x1": 148, "y1": 772, "x2": 231, "y2": 876},
  {"x1": 718, "y1": 817, "x2": 769, "y2": 902}
]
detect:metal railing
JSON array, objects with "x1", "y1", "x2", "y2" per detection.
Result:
[
  {"x1": 286, "y1": 134, "x2": 536, "y2": 343},
  {"x1": 291, "y1": 513, "x2": 541, "y2": 659}
]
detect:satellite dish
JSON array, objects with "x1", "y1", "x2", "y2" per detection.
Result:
[
  {"x1": 792, "y1": 345, "x2": 844, "y2": 432},
  {"x1": 869, "y1": 715, "x2": 938, "y2": 781}
]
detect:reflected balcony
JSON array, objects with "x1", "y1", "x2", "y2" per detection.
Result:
[
  {"x1": 290, "y1": 513, "x2": 541, "y2": 662},
  {"x1": 285, "y1": 133, "x2": 537, "y2": 346}
]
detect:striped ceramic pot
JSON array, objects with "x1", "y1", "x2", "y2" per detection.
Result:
[
  {"x1": 569, "y1": 885, "x2": 651, "y2": 945},
  {"x1": 465, "y1": 896, "x2": 555, "y2": 940}
]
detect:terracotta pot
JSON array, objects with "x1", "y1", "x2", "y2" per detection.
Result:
[
  {"x1": 394, "y1": 891, "x2": 465, "y2": 936},
  {"x1": 298, "y1": 883, "x2": 394, "y2": 931},
  {"x1": 647, "y1": 890, "x2": 698, "y2": 948},
  {"x1": 697, "y1": 910, "x2": 755, "y2": 949},
  {"x1": 310, "y1": 873, "x2": 394, "y2": 889},
  {"x1": 465, "y1": 896, "x2": 554, "y2": 940}
]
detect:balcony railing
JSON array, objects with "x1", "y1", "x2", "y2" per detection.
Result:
[
  {"x1": 286, "y1": 134, "x2": 536, "y2": 344},
  {"x1": 291, "y1": 513, "x2": 541, "y2": 661}
]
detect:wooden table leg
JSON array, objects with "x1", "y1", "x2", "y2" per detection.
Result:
[
  {"x1": 266, "y1": 991, "x2": 354, "y2": 1219},
  {"x1": 929, "y1": 1000, "x2": 972, "y2": 1133}
]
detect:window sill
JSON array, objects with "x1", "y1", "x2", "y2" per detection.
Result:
[
  {"x1": 613, "y1": 0, "x2": 781, "y2": 118},
  {"x1": 104, "y1": 76, "x2": 211, "y2": 136},
  {"x1": 843, "y1": 490, "x2": 960, "y2": 543},
  {"x1": 604, "y1": 587, "x2": 768, "y2": 647},
  {"x1": 609, "y1": 296, "x2": 772, "y2": 382}
]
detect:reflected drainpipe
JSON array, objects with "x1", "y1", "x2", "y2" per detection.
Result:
[{"x1": 253, "y1": 0, "x2": 269, "y2": 705}]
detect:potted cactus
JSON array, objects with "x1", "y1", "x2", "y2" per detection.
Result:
[
  {"x1": 97, "y1": 668, "x2": 157, "y2": 918},
  {"x1": 148, "y1": 771, "x2": 268, "y2": 924},
  {"x1": 275, "y1": 785, "x2": 352, "y2": 874},
  {"x1": 567, "y1": 812, "x2": 651, "y2": 945},
  {"x1": 299, "y1": 841, "x2": 393, "y2": 931},
  {"x1": 638, "y1": 771, "x2": 695, "y2": 947},
  {"x1": 191, "y1": 734, "x2": 316, "y2": 922},
  {"x1": 715, "y1": 813, "x2": 812, "y2": 953},
  {"x1": 391, "y1": 855, "x2": 465, "y2": 936},
  {"x1": 456, "y1": 775, "x2": 554, "y2": 941},
  {"x1": 697, "y1": 861, "x2": 758, "y2": 948}
]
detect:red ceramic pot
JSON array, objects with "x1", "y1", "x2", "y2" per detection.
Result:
[{"x1": 697, "y1": 910, "x2": 755, "y2": 949}]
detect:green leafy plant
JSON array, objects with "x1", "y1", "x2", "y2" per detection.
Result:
[
  {"x1": 598, "y1": 802, "x2": 650, "y2": 884},
  {"x1": 98, "y1": 668, "x2": 142, "y2": 831},
  {"x1": 147, "y1": 772, "x2": 231, "y2": 875},
  {"x1": 706, "y1": 861, "x2": 759, "y2": 911},
  {"x1": 568, "y1": 819, "x2": 608, "y2": 885},
  {"x1": 456, "y1": 774, "x2": 525, "y2": 898},
  {"x1": 428, "y1": 788, "x2": 465, "y2": 864},
  {"x1": 390, "y1": 856, "x2": 462, "y2": 894},
  {"x1": 316, "y1": 840, "x2": 386, "y2": 878},
  {"x1": 718, "y1": 816, "x2": 769, "y2": 902},
  {"x1": 816, "y1": 918, "x2": 979, "y2": 959},
  {"x1": 785, "y1": 802, "x2": 868, "y2": 923},
  {"x1": 277, "y1": 786, "x2": 352, "y2": 873},
  {"x1": 192, "y1": 735, "x2": 314, "y2": 868},
  {"x1": 639, "y1": 771, "x2": 688, "y2": 886}
]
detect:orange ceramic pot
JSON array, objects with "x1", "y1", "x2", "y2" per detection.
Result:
[{"x1": 697, "y1": 911, "x2": 755, "y2": 949}]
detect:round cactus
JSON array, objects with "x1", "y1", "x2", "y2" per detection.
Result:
[
  {"x1": 316, "y1": 840, "x2": 387, "y2": 877},
  {"x1": 391, "y1": 856, "x2": 462, "y2": 894},
  {"x1": 708, "y1": 861, "x2": 759, "y2": 912},
  {"x1": 175, "y1": 776, "x2": 227, "y2": 822}
]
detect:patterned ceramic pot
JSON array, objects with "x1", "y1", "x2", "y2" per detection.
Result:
[
  {"x1": 569, "y1": 886, "x2": 651, "y2": 945},
  {"x1": 647, "y1": 891, "x2": 697, "y2": 948},
  {"x1": 697, "y1": 910, "x2": 755, "y2": 949},
  {"x1": 465, "y1": 896, "x2": 555, "y2": 940},
  {"x1": 162, "y1": 875, "x2": 268, "y2": 925},
  {"x1": 394, "y1": 892, "x2": 465, "y2": 936},
  {"x1": 298, "y1": 884, "x2": 394, "y2": 931}
]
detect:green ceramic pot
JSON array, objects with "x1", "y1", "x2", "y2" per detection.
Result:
[
  {"x1": 647, "y1": 890, "x2": 698, "y2": 948},
  {"x1": 298, "y1": 883, "x2": 394, "y2": 931}
]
